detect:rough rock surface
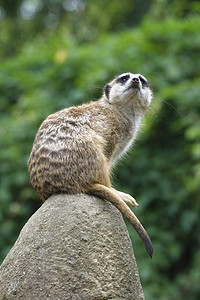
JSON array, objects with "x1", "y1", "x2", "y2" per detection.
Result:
[{"x1": 0, "y1": 194, "x2": 145, "y2": 300}]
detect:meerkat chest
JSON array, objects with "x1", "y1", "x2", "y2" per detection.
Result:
[{"x1": 110, "y1": 113, "x2": 142, "y2": 164}]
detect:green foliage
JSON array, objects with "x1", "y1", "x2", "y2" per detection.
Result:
[
  {"x1": 0, "y1": 2, "x2": 200, "y2": 299},
  {"x1": 0, "y1": 0, "x2": 151, "y2": 58}
]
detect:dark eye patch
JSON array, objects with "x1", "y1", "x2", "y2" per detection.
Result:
[
  {"x1": 139, "y1": 76, "x2": 149, "y2": 87},
  {"x1": 117, "y1": 74, "x2": 130, "y2": 84},
  {"x1": 104, "y1": 84, "x2": 111, "y2": 99}
]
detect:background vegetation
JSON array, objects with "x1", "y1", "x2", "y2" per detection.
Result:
[{"x1": 0, "y1": 0, "x2": 200, "y2": 299}]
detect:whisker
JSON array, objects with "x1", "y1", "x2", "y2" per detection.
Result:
[{"x1": 163, "y1": 100, "x2": 183, "y2": 117}]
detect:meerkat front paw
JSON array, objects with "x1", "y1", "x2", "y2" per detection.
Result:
[
  {"x1": 111, "y1": 188, "x2": 139, "y2": 207},
  {"x1": 120, "y1": 192, "x2": 139, "y2": 207}
]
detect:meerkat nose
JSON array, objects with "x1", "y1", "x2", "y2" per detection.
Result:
[
  {"x1": 132, "y1": 77, "x2": 139, "y2": 83},
  {"x1": 132, "y1": 77, "x2": 140, "y2": 88}
]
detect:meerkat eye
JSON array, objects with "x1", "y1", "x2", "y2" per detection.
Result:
[
  {"x1": 139, "y1": 76, "x2": 149, "y2": 88},
  {"x1": 117, "y1": 75, "x2": 130, "y2": 84}
]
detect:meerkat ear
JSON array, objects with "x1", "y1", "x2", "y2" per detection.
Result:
[{"x1": 104, "y1": 84, "x2": 111, "y2": 99}]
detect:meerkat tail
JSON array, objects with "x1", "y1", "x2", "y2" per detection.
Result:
[{"x1": 88, "y1": 183, "x2": 153, "y2": 259}]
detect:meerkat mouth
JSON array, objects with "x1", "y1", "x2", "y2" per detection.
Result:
[
  {"x1": 123, "y1": 84, "x2": 140, "y2": 94},
  {"x1": 131, "y1": 82, "x2": 140, "y2": 90}
]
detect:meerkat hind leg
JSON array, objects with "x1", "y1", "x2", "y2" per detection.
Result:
[{"x1": 111, "y1": 188, "x2": 139, "y2": 207}]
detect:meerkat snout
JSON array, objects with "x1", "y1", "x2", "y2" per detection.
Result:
[
  {"x1": 132, "y1": 77, "x2": 140, "y2": 85},
  {"x1": 131, "y1": 76, "x2": 148, "y2": 89}
]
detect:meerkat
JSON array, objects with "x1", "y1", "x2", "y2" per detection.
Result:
[{"x1": 28, "y1": 72, "x2": 153, "y2": 258}]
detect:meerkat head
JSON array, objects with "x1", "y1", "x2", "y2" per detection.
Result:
[{"x1": 104, "y1": 72, "x2": 153, "y2": 111}]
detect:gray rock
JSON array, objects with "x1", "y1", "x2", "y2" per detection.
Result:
[{"x1": 0, "y1": 194, "x2": 145, "y2": 300}]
